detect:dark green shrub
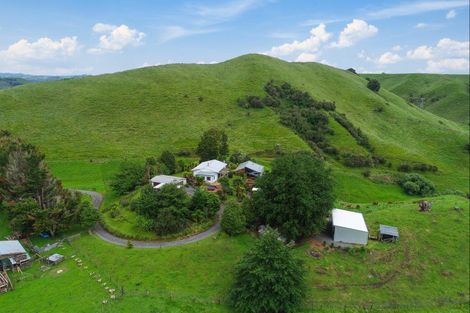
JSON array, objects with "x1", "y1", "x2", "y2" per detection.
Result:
[
  {"x1": 398, "y1": 163, "x2": 412, "y2": 172},
  {"x1": 367, "y1": 79, "x2": 381, "y2": 92},
  {"x1": 343, "y1": 153, "x2": 372, "y2": 167},
  {"x1": 159, "y1": 150, "x2": 176, "y2": 174},
  {"x1": 347, "y1": 68, "x2": 357, "y2": 74},
  {"x1": 110, "y1": 161, "x2": 145, "y2": 195},
  {"x1": 399, "y1": 173, "x2": 435, "y2": 196},
  {"x1": 221, "y1": 201, "x2": 246, "y2": 236}
]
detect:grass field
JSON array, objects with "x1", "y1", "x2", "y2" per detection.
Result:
[
  {"x1": 1, "y1": 195, "x2": 467, "y2": 312},
  {"x1": 1, "y1": 54, "x2": 466, "y2": 203},
  {"x1": 0, "y1": 54, "x2": 468, "y2": 312},
  {"x1": 365, "y1": 73, "x2": 469, "y2": 125}
]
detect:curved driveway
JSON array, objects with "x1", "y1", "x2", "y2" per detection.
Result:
[{"x1": 75, "y1": 190, "x2": 223, "y2": 249}]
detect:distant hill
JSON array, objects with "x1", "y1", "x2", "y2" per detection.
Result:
[
  {"x1": 0, "y1": 54, "x2": 468, "y2": 199},
  {"x1": 364, "y1": 73, "x2": 469, "y2": 124},
  {"x1": 0, "y1": 73, "x2": 75, "y2": 89}
]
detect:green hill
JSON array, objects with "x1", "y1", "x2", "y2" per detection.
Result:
[
  {"x1": 0, "y1": 54, "x2": 468, "y2": 201},
  {"x1": 364, "y1": 73, "x2": 469, "y2": 125}
]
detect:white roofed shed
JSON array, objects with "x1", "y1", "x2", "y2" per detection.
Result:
[{"x1": 331, "y1": 208, "x2": 368, "y2": 245}]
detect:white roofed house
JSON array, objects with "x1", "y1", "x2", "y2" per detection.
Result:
[
  {"x1": 191, "y1": 159, "x2": 228, "y2": 183},
  {"x1": 150, "y1": 175, "x2": 187, "y2": 189},
  {"x1": 331, "y1": 209, "x2": 368, "y2": 245},
  {"x1": 235, "y1": 161, "x2": 264, "y2": 177}
]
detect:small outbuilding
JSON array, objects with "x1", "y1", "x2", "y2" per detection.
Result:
[
  {"x1": 191, "y1": 159, "x2": 228, "y2": 183},
  {"x1": 150, "y1": 175, "x2": 187, "y2": 189},
  {"x1": 235, "y1": 161, "x2": 264, "y2": 177},
  {"x1": 378, "y1": 224, "x2": 399, "y2": 243},
  {"x1": 0, "y1": 240, "x2": 31, "y2": 271},
  {"x1": 46, "y1": 253, "x2": 64, "y2": 265},
  {"x1": 331, "y1": 208, "x2": 368, "y2": 245}
]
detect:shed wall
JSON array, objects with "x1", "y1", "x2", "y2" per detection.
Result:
[{"x1": 333, "y1": 226, "x2": 368, "y2": 245}]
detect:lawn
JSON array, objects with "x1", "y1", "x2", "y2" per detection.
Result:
[{"x1": 1, "y1": 195, "x2": 467, "y2": 313}]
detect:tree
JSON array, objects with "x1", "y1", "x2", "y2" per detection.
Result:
[
  {"x1": 154, "y1": 206, "x2": 189, "y2": 235},
  {"x1": 232, "y1": 176, "x2": 246, "y2": 201},
  {"x1": 399, "y1": 173, "x2": 435, "y2": 196},
  {"x1": 135, "y1": 184, "x2": 189, "y2": 219},
  {"x1": 78, "y1": 201, "x2": 100, "y2": 228},
  {"x1": 252, "y1": 152, "x2": 335, "y2": 241},
  {"x1": 0, "y1": 131, "x2": 90, "y2": 236},
  {"x1": 159, "y1": 150, "x2": 176, "y2": 174},
  {"x1": 110, "y1": 161, "x2": 145, "y2": 195},
  {"x1": 221, "y1": 201, "x2": 246, "y2": 236},
  {"x1": 229, "y1": 228, "x2": 305, "y2": 313},
  {"x1": 189, "y1": 188, "x2": 220, "y2": 219},
  {"x1": 367, "y1": 79, "x2": 381, "y2": 92},
  {"x1": 196, "y1": 128, "x2": 229, "y2": 161}
]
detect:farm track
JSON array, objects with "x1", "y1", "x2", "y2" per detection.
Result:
[{"x1": 75, "y1": 190, "x2": 223, "y2": 249}]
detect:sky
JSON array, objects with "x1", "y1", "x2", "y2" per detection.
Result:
[{"x1": 0, "y1": 0, "x2": 468, "y2": 75}]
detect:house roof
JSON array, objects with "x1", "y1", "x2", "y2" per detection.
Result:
[
  {"x1": 235, "y1": 161, "x2": 264, "y2": 174},
  {"x1": 332, "y1": 208, "x2": 368, "y2": 233},
  {"x1": 150, "y1": 175, "x2": 185, "y2": 184},
  {"x1": 192, "y1": 159, "x2": 227, "y2": 173},
  {"x1": 0, "y1": 240, "x2": 27, "y2": 256},
  {"x1": 379, "y1": 224, "x2": 399, "y2": 237}
]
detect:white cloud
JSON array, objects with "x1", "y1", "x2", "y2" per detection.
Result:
[
  {"x1": 367, "y1": 1, "x2": 468, "y2": 19},
  {"x1": 446, "y1": 9, "x2": 457, "y2": 19},
  {"x1": 414, "y1": 22, "x2": 429, "y2": 28},
  {"x1": 377, "y1": 52, "x2": 402, "y2": 65},
  {"x1": 437, "y1": 38, "x2": 469, "y2": 57},
  {"x1": 88, "y1": 23, "x2": 145, "y2": 54},
  {"x1": 331, "y1": 19, "x2": 378, "y2": 48},
  {"x1": 427, "y1": 58, "x2": 468, "y2": 72},
  {"x1": 406, "y1": 38, "x2": 469, "y2": 73},
  {"x1": 406, "y1": 45, "x2": 433, "y2": 59},
  {"x1": 158, "y1": 25, "x2": 217, "y2": 43},
  {"x1": 266, "y1": 23, "x2": 331, "y2": 57},
  {"x1": 0, "y1": 36, "x2": 78, "y2": 60},
  {"x1": 392, "y1": 45, "x2": 402, "y2": 51},
  {"x1": 296, "y1": 52, "x2": 318, "y2": 62}
]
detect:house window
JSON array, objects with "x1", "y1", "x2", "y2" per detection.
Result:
[{"x1": 206, "y1": 176, "x2": 211, "y2": 181}]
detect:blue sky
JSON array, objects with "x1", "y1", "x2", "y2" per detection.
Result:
[{"x1": 0, "y1": 0, "x2": 468, "y2": 75}]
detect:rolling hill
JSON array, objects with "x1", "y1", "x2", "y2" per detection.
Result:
[
  {"x1": 365, "y1": 73, "x2": 469, "y2": 125},
  {"x1": 0, "y1": 54, "x2": 468, "y2": 201}
]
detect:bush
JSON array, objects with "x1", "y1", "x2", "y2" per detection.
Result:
[
  {"x1": 347, "y1": 68, "x2": 357, "y2": 74},
  {"x1": 196, "y1": 128, "x2": 229, "y2": 161},
  {"x1": 229, "y1": 151, "x2": 250, "y2": 164},
  {"x1": 221, "y1": 201, "x2": 246, "y2": 236},
  {"x1": 229, "y1": 228, "x2": 305, "y2": 313},
  {"x1": 367, "y1": 79, "x2": 381, "y2": 92},
  {"x1": 331, "y1": 112, "x2": 373, "y2": 151},
  {"x1": 343, "y1": 153, "x2": 372, "y2": 168},
  {"x1": 398, "y1": 163, "x2": 412, "y2": 172},
  {"x1": 176, "y1": 149, "x2": 191, "y2": 157},
  {"x1": 159, "y1": 150, "x2": 176, "y2": 174},
  {"x1": 110, "y1": 162, "x2": 145, "y2": 195},
  {"x1": 189, "y1": 189, "x2": 220, "y2": 220},
  {"x1": 399, "y1": 173, "x2": 435, "y2": 196},
  {"x1": 154, "y1": 206, "x2": 189, "y2": 235}
]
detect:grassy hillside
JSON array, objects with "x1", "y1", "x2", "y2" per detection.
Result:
[
  {"x1": 0, "y1": 54, "x2": 468, "y2": 200},
  {"x1": 1, "y1": 196, "x2": 468, "y2": 312},
  {"x1": 365, "y1": 73, "x2": 469, "y2": 125}
]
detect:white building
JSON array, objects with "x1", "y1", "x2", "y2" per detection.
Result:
[
  {"x1": 191, "y1": 159, "x2": 227, "y2": 183},
  {"x1": 331, "y1": 208, "x2": 368, "y2": 245},
  {"x1": 150, "y1": 175, "x2": 187, "y2": 189}
]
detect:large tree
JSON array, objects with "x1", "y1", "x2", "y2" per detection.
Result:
[
  {"x1": 196, "y1": 128, "x2": 229, "y2": 161},
  {"x1": 230, "y1": 228, "x2": 305, "y2": 313},
  {"x1": 252, "y1": 152, "x2": 334, "y2": 241},
  {"x1": 109, "y1": 161, "x2": 145, "y2": 195},
  {"x1": 0, "y1": 131, "x2": 98, "y2": 236},
  {"x1": 159, "y1": 150, "x2": 176, "y2": 174}
]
